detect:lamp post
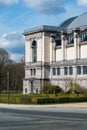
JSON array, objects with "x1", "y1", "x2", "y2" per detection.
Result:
[{"x1": 7, "y1": 71, "x2": 9, "y2": 104}]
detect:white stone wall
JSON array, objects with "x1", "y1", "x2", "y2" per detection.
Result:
[
  {"x1": 81, "y1": 44, "x2": 87, "y2": 59},
  {"x1": 44, "y1": 33, "x2": 50, "y2": 62},
  {"x1": 23, "y1": 80, "x2": 31, "y2": 94},
  {"x1": 25, "y1": 39, "x2": 31, "y2": 63},
  {"x1": 37, "y1": 38, "x2": 42, "y2": 61},
  {"x1": 56, "y1": 49, "x2": 62, "y2": 61},
  {"x1": 25, "y1": 69, "x2": 31, "y2": 79},
  {"x1": 66, "y1": 47, "x2": 75, "y2": 60}
]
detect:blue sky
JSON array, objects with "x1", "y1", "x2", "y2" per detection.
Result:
[{"x1": 0, "y1": 0, "x2": 87, "y2": 62}]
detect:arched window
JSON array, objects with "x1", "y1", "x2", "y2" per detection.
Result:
[{"x1": 32, "y1": 41, "x2": 37, "y2": 62}]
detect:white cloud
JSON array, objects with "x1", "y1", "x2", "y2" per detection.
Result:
[
  {"x1": 23, "y1": 0, "x2": 66, "y2": 15},
  {"x1": 0, "y1": 0, "x2": 19, "y2": 7},
  {"x1": 11, "y1": 53, "x2": 24, "y2": 62},
  {"x1": 78, "y1": 0, "x2": 87, "y2": 7},
  {"x1": 0, "y1": 32, "x2": 25, "y2": 62}
]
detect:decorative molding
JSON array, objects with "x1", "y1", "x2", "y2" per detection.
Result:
[
  {"x1": 51, "y1": 58, "x2": 87, "y2": 67},
  {"x1": 25, "y1": 32, "x2": 43, "y2": 41},
  {"x1": 66, "y1": 44, "x2": 74, "y2": 48},
  {"x1": 25, "y1": 61, "x2": 50, "y2": 68}
]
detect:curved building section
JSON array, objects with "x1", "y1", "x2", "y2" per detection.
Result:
[
  {"x1": 59, "y1": 16, "x2": 77, "y2": 30},
  {"x1": 67, "y1": 12, "x2": 87, "y2": 30}
]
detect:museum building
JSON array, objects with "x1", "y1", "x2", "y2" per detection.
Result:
[{"x1": 23, "y1": 12, "x2": 87, "y2": 94}]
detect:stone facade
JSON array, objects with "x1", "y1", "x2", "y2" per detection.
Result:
[{"x1": 23, "y1": 13, "x2": 87, "y2": 94}]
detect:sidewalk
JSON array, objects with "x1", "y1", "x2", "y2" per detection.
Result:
[{"x1": 0, "y1": 102, "x2": 87, "y2": 109}]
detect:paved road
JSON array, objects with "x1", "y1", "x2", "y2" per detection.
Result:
[{"x1": 0, "y1": 107, "x2": 87, "y2": 130}]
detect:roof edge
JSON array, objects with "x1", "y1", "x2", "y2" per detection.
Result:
[{"x1": 23, "y1": 25, "x2": 58, "y2": 35}]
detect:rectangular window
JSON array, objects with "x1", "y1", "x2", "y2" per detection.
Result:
[
  {"x1": 80, "y1": 33, "x2": 87, "y2": 42},
  {"x1": 57, "y1": 68, "x2": 60, "y2": 75},
  {"x1": 33, "y1": 69, "x2": 36, "y2": 75},
  {"x1": 31, "y1": 69, "x2": 33, "y2": 75},
  {"x1": 77, "y1": 66, "x2": 81, "y2": 75},
  {"x1": 25, "y1": 88, "x2": 27, "y2": 94},
  {"x1": 69, "y1": 67, "x2": 73, "y2": 75},
  {"x1": 31, "y1": 69, "x2": 36, "y2": 76},
  {"x1": 64, "y1": 67, "x2": 68, "y2": 75},
  {"x1": 55, "y1": 39, "x2": 61, "y2": 46},
  {"x1": 53, "y1": 68, "x2": 56, "y2": 75},
  {"x1": 68, "y1": 36, "x2": 74, "y2": 44},
  {"x1": 83, "y1": 66, "x2": 87, "y2": 74}
]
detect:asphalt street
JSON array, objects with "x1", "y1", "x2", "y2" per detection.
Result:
[{"x1": 0, "y1": 107, "x2": 87, "y2": 130}]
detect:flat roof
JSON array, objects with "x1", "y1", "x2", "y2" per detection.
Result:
[{"x1": 23, "y1": 25, "x2": 58, "y2": 35}]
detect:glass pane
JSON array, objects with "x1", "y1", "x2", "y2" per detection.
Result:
[
  {"x1": 53, "y1": 68, "x2": 56, "y2": 75},
  {"x1": 69, "y1": 67, "x2": 73, "y2": 75},
  {"x1": 57, "y1": 68, "x2": 60, "y2": 75},
  {"x1": 64, "y1": 67, "x2": 68, "y2": 75},
  {"x1": 77, "y1": 66, "x2": 81, "y2": 75}
]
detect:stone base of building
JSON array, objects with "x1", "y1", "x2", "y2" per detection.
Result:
[
  {"x1": 23, "y1": 77, "x2": 87, "y2": 94},
  {"x1": 23, "y1": 79, "x2": 50, "y2": 94},
  {"x1": 51, "y1": 77, "x2": 87, "y2": 92}
]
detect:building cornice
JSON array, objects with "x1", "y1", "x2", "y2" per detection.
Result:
[
  {"x1": 51, "y1": 58, "x2": 87, "y2": 67},
  {"x1": 23, "y1": 25, "x2": 58, "y2": 36}
]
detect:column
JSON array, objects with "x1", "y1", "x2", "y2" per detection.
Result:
[
  {"x1": 78, "y1": 32, "x2": 81, "y2": 60},
  {"x1": 61, "y1": 32, "x2": 66, "y2": 61},
  {"x1": 74, "y1": 29, "x2": 80, "y2": 60},
  {"x1": 50, "y1": 36, "x2": 56, "y2": 63}
]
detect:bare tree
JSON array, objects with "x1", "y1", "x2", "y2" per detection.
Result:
[{"x1": 0, "y1": 48, "x2": 14, "y2": 66}]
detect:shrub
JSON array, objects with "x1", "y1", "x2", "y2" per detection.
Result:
[
  {"x1": 41, "y1": 83, "x2": 63, "y2": 94},
  {"x1": 66, "y1": 82, "x2": 87, "y2": 94},
  {"x1": 0, "y1": 94, "x2": 87, "y2": 104}
]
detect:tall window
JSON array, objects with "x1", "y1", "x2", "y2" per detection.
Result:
[
  {"x1": 57, "y1": 68, "x2": 60, "y2": 75},
  {"x1": 68, "y1": 35, "x2": 74, "y2": 44},
  {"x1": 77, "y1": 66, "x2": 81, "y2": 75},
  {"x1": 53, "y1": 68, "x2": 56, "y2": 75},
  {"x1": 80, "y1": 33, "x2": 87, "y2": 42},
  {"x1": 83, "y1": 66, "x2": 87, "y2": 74},
  {"x1": 32, "y1": 41, "x2": 37, "y2": 62},
  {"x1": 31, "y1": 69, "x2": 33, "y2": 75},
  {"x1": 33, "y1": 69, "x2": 36, "y2": 75},
  {"x1": 64, "y1": 67, "x2": 68, "y2": 75},
  {"x1": 69, "y1": 67, "x2": 73, "y2": 75}
]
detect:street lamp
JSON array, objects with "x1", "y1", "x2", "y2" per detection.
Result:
[{"x1": 7, "y1": 71, "x2": 9, "y2": 104}]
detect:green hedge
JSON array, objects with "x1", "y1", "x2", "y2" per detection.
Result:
[
  {"x1": 0, "y1": 94, "x2": 87, "y2": 104},
  {"x1": 31, "y1": 96, "x2": 87, "y2": 104}
]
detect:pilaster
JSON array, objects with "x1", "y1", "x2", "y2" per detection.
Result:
[
  {"x1": 61, "y1": 32, "x2": 67, "y2": 60},
  {"x1": 74, "y1": 28, "x2": 80, "y2": 60}
]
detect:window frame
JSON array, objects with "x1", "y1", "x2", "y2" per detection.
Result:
[
  {"x1": 77, "y1": 66, "x2": 81, "y2": 75},
  {"x1": 83, "y1": 66, "x2": 87, "y2": 74},
  {"x1": 57, "y1": 68, "x2": 60, "y2": 75},
  {"x1": 52, "y1": 68, "x2": 56, "y2": 75},
  {"x1": 67, "y1": 35, "x2": 74, "y2": 44},
  {"x1": 69, "y1": 67, "x2": 73, "y2": 75},
  {"x1": 32, "y1": 40, "x2": 37, "y2": 63},
  {"x1": 64, "y1": 67, "x2": 68, "y2": 75}
]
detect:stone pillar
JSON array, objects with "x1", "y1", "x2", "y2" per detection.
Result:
[
  {"x1": 50, "y1": 37, "x2": 53, "y2": 63},
  {"x1": 78, "y1": 33, "x2": 81, "y2": 60},
  {"x1": 74, "y1": 28, "x2": 80, "y2": 83},
  {"x1": 61, "y1": 32, "x2": 66, "y2": 61},
  {"x1": 65, "y1": 36, "x2": 67, "y2": 60},
  {"x1": 50, "y1": 36, "x2": 56, "y2": 63},
  {"x1": 30, "y1": 38, "x2": 33, "y2": 62},
  {"x1": 74, "y1": 29, "x2": 80, "y2": 60}
]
